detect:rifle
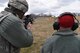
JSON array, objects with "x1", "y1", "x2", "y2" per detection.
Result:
[{"x1": 23, "y1": 15, "x2": 34, "y2": 29}]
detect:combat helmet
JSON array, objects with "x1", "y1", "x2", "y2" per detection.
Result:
[{"x1": 8, "y1": 0, "x2": 28, "y2": 13}]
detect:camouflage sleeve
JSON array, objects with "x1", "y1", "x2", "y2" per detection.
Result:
[{"x1": 0, "y1": 14, "x2": 33, "y2": 48}]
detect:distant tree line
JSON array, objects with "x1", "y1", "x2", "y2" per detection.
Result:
[
  {"x1": 73, "y1": 13, "x2": 80, "y2": 16},
  {"x1": 27, "y1": 13, "x2": 52, "y2": 19}
]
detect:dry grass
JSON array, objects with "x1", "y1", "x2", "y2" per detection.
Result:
[
  {"x1": 75, "y1": 16, "x2": 80, "y2": 34},
  {"x1": 21, "y1": 17, "x2": 54, "y2": 53},
  {"x1": 20, "y1": 16, "x2": 80, "y2": 53}
]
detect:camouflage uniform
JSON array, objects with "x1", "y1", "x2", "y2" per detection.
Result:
[
  {"x1": 0, "y1": 36, "x2": 20, "y2": 53},
  {"x1": 0, "y1": 0, "x2": 33, "y2": 53}
]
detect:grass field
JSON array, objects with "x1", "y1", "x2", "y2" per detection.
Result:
[
  {"x1": 20, "y1": 16, "x2": 80, "y2": 53},
  {"x1": 20, "y1": 17, "x2": 54, "y2": 53}
]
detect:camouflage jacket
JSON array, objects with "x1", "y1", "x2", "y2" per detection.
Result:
[
  {"x1": 0, "y1": 8, "x2": 33, "y2": 53},
  {"x1": 0, "y1": 36, "x2": 20, "y2": 53}
]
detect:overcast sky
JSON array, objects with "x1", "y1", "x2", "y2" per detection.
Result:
[{"x1": 0, "y1": 0, "x2": 80, "y2": 16}]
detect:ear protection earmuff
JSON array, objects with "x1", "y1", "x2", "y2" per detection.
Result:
[{"x1": 53, "y1": 12, "x2": 79, "y2": 31}]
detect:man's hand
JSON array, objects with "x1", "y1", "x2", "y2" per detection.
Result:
[{"x1": 26, "y1": 22, "x2": 32, "y2": 30}]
